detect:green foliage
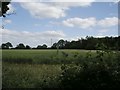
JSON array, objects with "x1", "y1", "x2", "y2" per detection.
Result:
[
  {"x1": 2, "y1": 50, "x2": 88, "y2": 64},
  {"x1": 3, "y1": 63, "x2": 61, "y2": 88},
  {"x1": 59, "y1": 50, "x2": 120, "y2": 88},
  {"x1": 2, "y1": 50, "x2": 120, "y2": 88},
  {"x1": 16, "y1": 43, "x2": 26, "y2": 49},
  {"x1": 51, "y1": 36, "x2": 120, "y2": 50},
  {"x1": 26, "y1": 45, "x2": 31, "y2": 49},
  {"x1": 0, "y1": 1, "x2": 11, "y2": 17},
  {"x1": 37, "y1": 44, "x2": 47, "y2": 49},
  {"x1": 1, "y1": 42, "x2": 13, "y2": 49}
]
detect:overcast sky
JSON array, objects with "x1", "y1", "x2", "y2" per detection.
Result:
[{"x1": 0, "y1": 0, "x2": 119, "y2": 47}]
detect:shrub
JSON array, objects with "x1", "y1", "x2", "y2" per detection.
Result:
[{"x1": 59, "y1": 50, "x2": 120, "y2": 89}]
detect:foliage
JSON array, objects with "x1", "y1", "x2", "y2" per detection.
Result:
[
  {"x1": 51, "y1": 36, "x2": 120, "y2": 50},
  {"x1": 2, "y1": 50, "x2": 89, "y2": 64},
  {"x1": 15, "y1": 43, "x2": 26, "y2": 49},
  {"x1": 1, "y1": 36, "x2": 119, "y2": 50},
  {"x1": 59, "y1": 50, "x2": 120, "y2": 88},
  {"x1": 1, "y1": 42, "x2": 13, "y2": 49},
  {"x1": 37, "y1": 44, "x2": 47, "y2": 49},
  {"x1": 2, "y1": 50, "x2": 120, "y2": 88},
  {"x1": 26, "y1": 45, "x2": 31, "y2": 49},
  {"x1": 0, "y1": 0, "x2": 11, "y2": 17},
  {"x1": 3, "y1": 63, "x2": 61, "y2": 88}
]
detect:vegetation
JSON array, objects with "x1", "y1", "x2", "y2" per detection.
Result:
[
  {"x1": 0, "y1": 0, "x2": 11, "y2": 17},
  {"x1": 1, "y1": 36, "x2": 120, "y2": 50},
  {"x1": 60, "y1": 50, "x2": 120, "y2": 88},
  {"x1": 1, "y1": 35, "x2": 120, "y2": 88},
  {"x1": 2, "y1": 50, "x2": 90, "y2": 64},
  {"x1": 2, "y1": 49, "x2": 120, "y2": 88}
]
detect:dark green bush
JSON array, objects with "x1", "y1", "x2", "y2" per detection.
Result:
[{"x1": 59, "y1": 50, "x2": 120, "y2": 89}]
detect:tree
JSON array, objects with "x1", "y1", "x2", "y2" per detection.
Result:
[
  {"x1": 1, "y1": 43, "x2": 9, "y2": 49},
  {"x1": 1, "y1": 42, "x2": 12, "y2": 49},
  {"x1": 57, "y1": 39, "x2": 66, "y2": 49},
  {"x1": 37, "y1": 45, "x2": 42, "y2": 49},
  {"x1": 26, "y1": 45, "x2": 31, "y2": 49},
  {"x1": 37, "y1": 44, "x2": 47, "y2": 49},
  {"x1": 51, "y1": 43, "x2": 57, "y2": 49},
  {"x1": 6, "y1": 42, "x2": 13, "y2": 48},
  {"x1": 42, "y1": 44, "x2": 47, "y2": 49},
  {"x1": 0, "y1": 0, "x2": 11, "y2": 17},
  {"x1": 16, "y1": 43, "x2": 25, "y2": 49}
]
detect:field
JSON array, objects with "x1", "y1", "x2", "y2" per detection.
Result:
[{"x1": 2, "y1": 49, "x2": 120, "y2": 88}]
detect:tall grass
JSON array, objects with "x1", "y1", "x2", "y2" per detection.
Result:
[
  {"x1": 2, "y1": 49, "x2": 91, "y2": 64},
  {"x1": 2, "y1": 49, "x2": 120, "y2": 88},
  {"x1": 2, "y1": 63, "x2": 61, "y2": 88}
]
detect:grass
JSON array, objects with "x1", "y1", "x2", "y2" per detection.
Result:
[
  {"x1": 2, "y1": 49, "x2": 120, "y2": 88},
  {"x1": 3, "y1": 62, "x2": 61, "y2": 88},
  {"x1": 2, "y1": 49, "x2": 94, "y2": 64},
  {"x1": 2, "y1": 49, "x2": 93, "y2": 88}
]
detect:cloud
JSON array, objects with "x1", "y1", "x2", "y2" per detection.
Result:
[
  {"x1": 98, "y1": 17, "x2": 118, "y2": 27},
  {"x1": 98, "y1": 29, "x2": 109, "y2": 36},
  {"x1": 1, "y1": 29, "x2": 65, "y2": 47},
  {"x1": 11, "y1": 0, "x2": 120, "y2": 3},
  {"x1": 49, "y1": 0, "x2": 95, "y2": 8},
  {"x1": 62, "y1": 17, "x2": 118, "y2": 29},
  {"x1": 62, "y1": 17, "x2": 97, "y2": 29},
  {"x1": 6, "y1": 4, "x2": 15, "y2": 14},
  {"x1": 11, "y1": 0, "x2": 95, "y2": 2},
  {"x1": 19, "y1": 0, "x2": 94, "y2": 19},
  {"x1": 20, "y1": 2, "x2": 66, "y2": 19},
  {"x1": 34, "y1": 24, "x2": 42, "y2": 27},
  {"x1": 3, "y1": 19, "x2": 12, "y2": 25}
]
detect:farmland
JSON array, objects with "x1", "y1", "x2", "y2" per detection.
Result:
[{"x1": 2, "y1": 49, "x2": 120, "y2": 88}]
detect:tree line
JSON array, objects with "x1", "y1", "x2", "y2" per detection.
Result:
[
  {"x1": 1, "y1": 36, "x2": 120, "y2": 50},
  {"x1": 1, "y1": 42, "x2": 48, "y2": 49}
]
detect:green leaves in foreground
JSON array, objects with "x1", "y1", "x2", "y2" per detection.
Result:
[{"x1": 59, "y1": 50, "x2": 120, "y2": 88}]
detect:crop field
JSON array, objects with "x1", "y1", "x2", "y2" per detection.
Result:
[
  {"x1": 2, "y1": 49, "x2": 96, "y2": 64},
  {"x1": 2, "y1": 49, "x2": 120, "y2": 88}
]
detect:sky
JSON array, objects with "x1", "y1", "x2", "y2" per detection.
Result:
[{"x1": 0, "y1": 0, "x2": 119, "y2": 47}]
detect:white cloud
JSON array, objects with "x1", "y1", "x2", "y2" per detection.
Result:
[
  {"x1": 98, "y1": 29, "x2": 109, "y2": 36},
  {"x1": 34, "y1": 24, "x2": 42, "y2": 27},
  {"x1": 1, "y1": 29, "x2": 65, "y2": 47},
  {"x1": 18, "y1": 0, "x2": 95, "y2": 19},
  {"x1": 49, "y1": 0, "x2": 95, "y2": 8},
  {"x1": 62, "y1": 17, "x2": 97, "y2": 29},
  {"x1": 11, "y1": 0, "x2": 120, "y2": 3},
  {"x1": 6, "y1": 4, "x2": 15, "y2": 14},
  {"x1": 20, "y1": 2, "x2": 66, "y2": 19},
  {"x1": 3, "y1": 19, "x2": 12, "y2": 25},
  {"x1": 11, "y1": 0, "x2": 95, "y2": 2},
  {"x1": 98, "y1": 17, "x2": 118, "y2": 27},
  {"x1": 98, "y1": 29, "x2": 108, "y2": 33},
  {"x1": 62, "y1": 17, "x2": 118, "y2": 29}
]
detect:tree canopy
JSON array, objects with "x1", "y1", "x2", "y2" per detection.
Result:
[
  {"x1": 0, "y1": 0, "x2": 11, "y2": 17},
  {"x1": 1, "y1": 36, "x2": 120, "y2": 50}
]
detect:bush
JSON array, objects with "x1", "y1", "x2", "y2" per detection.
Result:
[{"x1": 59, "y1": 50, "x2": 120, "y2": 89}]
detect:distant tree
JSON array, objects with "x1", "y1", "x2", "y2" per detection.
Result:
[
  {"x1": 6, "y1": 42, "x2": 13, "y2": 48},
  {"x1": 1, "y1": 42, "x2": 12, "y2": 49},
  {"x1": 51, "y1": 43, "x2": 57, "y2": 49},
  {"x1": 16, "y1": 43, "x2": 25, "y2": 49},
  {"x1": 37, "y1": 45, "x2": 42, "y2": 49},
  {"x1": 1, "y1": 43, "x2": 9, "y2": 49},
  {"x1": 37, "y1": 44, "x2": 47, "y2": 49},
  {"x1": 26, "y1": 45, "x2": 31, "y2": 49},
  {"x1": 42, "y1": 44, "x2": 47, "y2": 49},
  {"x1": 57, "y1": 39, "x2": 66, "y2": 49}
]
